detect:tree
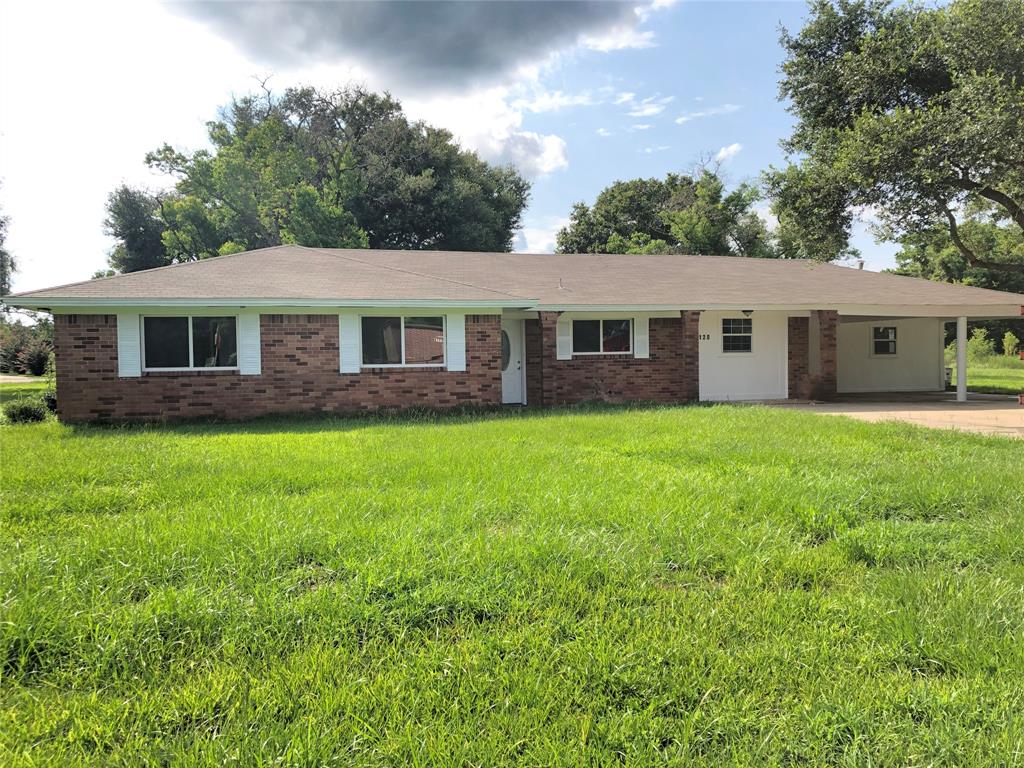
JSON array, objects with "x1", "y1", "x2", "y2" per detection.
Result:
[
  {"x1": 893, "y1": 211, "x2": 1024, "y2": 351},
  {"x1": 110, "y1": 84, "x2": 530, "y2": 270},
  {"x1": 104, "y1": 186, "x2": 170, "y2": 273},
  {"x1": 555, "y1": 170, "x2": 775, "y2": 256},
  {"x1": 767, "y1": 0, "x2": 1024, "y2": 271},
  {"x1": 0, "y1": 203, "x2": 15, "y2": 298}
]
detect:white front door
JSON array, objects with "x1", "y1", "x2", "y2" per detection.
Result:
[{"x1": 500, "y1": 319, "x2": 525, "y2": 404}]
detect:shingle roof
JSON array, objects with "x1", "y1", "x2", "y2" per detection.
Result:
[{"x1": 8, "y1": 244, "x2": 1024, "y2": 314}]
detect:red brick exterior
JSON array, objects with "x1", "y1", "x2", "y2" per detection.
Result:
[
  {"x1": 523, "y1": 312, "x2": 699, "y2": 406},
  {"x1": 52, "y1": 308, "x2": 841, "y2": 422},
  {"x1": 53, "y1": 314, "x2": 501, "y2": 423},
  {"x1": 786, "y1": 311, "x2": 838, "y2": 401}
]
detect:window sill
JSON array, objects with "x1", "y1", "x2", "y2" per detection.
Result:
[
  {"x1": 142, "y1": 367, "x2": 240, "y2": 376},
  {"x1": 571, "y1": 352, "x2": 633, "y2": 357},
  {"x1": 359, "y1": 364, "x2": 448, "y2": 371}
]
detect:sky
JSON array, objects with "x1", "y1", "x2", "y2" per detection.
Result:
[{"x1": 0, "y1": 0, "x2": 897, "y2": 294}]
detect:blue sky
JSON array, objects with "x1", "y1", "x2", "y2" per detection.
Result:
[{"x1": 0, "y1": 1, "x2": 896, "y2": 293}]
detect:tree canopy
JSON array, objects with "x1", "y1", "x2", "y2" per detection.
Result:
[
  {"x1": 767, "y1": 0, "x2": 1024, "y2": 272},
  {"x1": 555, "y1": 170, "x2": 776, "y2": 257},
  {"x1": 103, "y1": 85, "x2": 530, "y2": 273}
]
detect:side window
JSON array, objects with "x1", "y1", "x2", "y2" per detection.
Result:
[{"x1": 873, "y1": 326, "x2": 897, "y2": 355}]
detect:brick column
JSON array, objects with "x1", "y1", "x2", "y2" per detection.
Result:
[
  {"x1": 812, "y1": 310, "x2": 838, "y2": 401},
  {"x1": 681, "y1": 311, "x2": 701, "y2": 401},
  {"x1": 537, "y1": 311, "x2": 560, "y2": 406},
  {"x1": 787, "y1": 316, "x2": 810, "y2": 399}
]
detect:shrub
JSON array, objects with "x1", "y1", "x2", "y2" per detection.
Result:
[
  {"x1": 966, "y1": 328, "x2": 995, "y2": 363},
  {"x1": 42, "y1": 390, "x2": 57, "y2": 413},
  {"x1": 16, "y1": 337, "x2": 52, "y2": 376},
  {"x1": 3, "y1": 397, "x2": 47, "y2": 424},
  {"x1": 1004, "y1": 331, "x2": 1020, "y2": 357}
]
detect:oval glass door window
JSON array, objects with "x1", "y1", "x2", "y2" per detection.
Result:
[{"x1": 500, "y1": 330, "x2": 511, "y2": 371}]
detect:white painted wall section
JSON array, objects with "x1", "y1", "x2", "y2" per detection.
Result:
[
  {"x1": 837, "y1": 318, "x2": 945, "y2": 393},
  {"x1": 698, "y1": 310, "x2": 789, "y2": 401}
]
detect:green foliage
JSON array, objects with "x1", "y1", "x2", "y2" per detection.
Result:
[
  {"x1": 1003, "y1": 331, "x2": 1020, "y2": 357},
  {"x1": 2, "y1": 396, "x2": 46, "y2": 423},
  {"x1": 16, "y1": 336, "x2": 52, "y2": 376},
  {"x1": 894, "y1": 218, "x2": 1024, "y2": 351},
  {"x1": 103, "y1": 186, "x2": 170, "y2": 272},
  {"x1": 967, "y1": 328, "x2": 996, "y2": 362},
  {"x1": 0, "y1": 316, "x2": 53, "y2": 375},
  {"x1": 769, "y1": 0, "x2": 1024, "y2": 271},
  {"x1": 0, "y1": 202, "x2": 14, "y2": 298},
  {"x1": 1, "y1": 406, "x2": 1022, "y2": 763},
  {"x1": 102, "y1": 86, "x2": 529, "y2": 273},
  {"x1": 556, "y1": 170, "x2": 776, "y2": 256}
]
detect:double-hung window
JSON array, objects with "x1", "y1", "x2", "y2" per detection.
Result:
[
  {"x1": 722, "y1": 318, "x2": 753, "y2": 353},
  {"x1": 142, "y1": 316, "x2": 238, "y2": 370},
  {"x1": 572, "y1": 319, "x2": 632, "y2": 354},
  {"x1": 361, "y1": 316, "x2": 445, "y2": 366},
  {"x1": 872, "y1": 326, "x2": 897, "y2": 356}
]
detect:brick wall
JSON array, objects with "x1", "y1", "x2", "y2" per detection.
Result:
[
  {"x1": 787, "y1": 311, "x2": 838, "y2": 401},
  {"x1": 524, "y1": 312, "x2": 698, "y2": 406},
  {"x1": 53, "y1": 313, "x2": 501, "y2": 423}
]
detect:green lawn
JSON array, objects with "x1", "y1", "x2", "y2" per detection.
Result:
[
  {"x1": 2, "y1": 404, "x2": 1023, "y2": 765},
  {"x1": 0, "y1": 376, "x2": 47, "y2": 402},
  {"x1": 950, "y1": 359, "x2": 1024, "y2": 395}
]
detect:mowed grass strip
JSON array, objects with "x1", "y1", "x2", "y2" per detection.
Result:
[{"x1": 1, "y1": 404, "x2": 1023, "y2": 766}]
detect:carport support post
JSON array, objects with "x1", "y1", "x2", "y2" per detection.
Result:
[{"x1": 956, "y1": 316, "x2": 968, "y2": 402}]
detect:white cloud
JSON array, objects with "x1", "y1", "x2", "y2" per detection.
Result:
[
  {"x1": 626, "y1": 95, "x2": 674, "y2": 117},
  {"x1": 405, "y1": 87, "x2": 568, "y2": 178},
  {"x1": 614, "y1": 91, "x2": 636, "y2": 105},
  {"x1": 515, "y1": 216, "x2": 570, "y2": 253},
  {"x1": 629, "y1": 123, "x2": 652, "y2": 131},
  {"x1": 639, "y1": 145, "x2": 671, "y2": 154},
  {"x1": 511, "y1": 89, "x2": 595, "y2": 113},
  {"x1": 753, "y1": 201, "x2": 778, "y2": 232},
  {"x1": 596, "y1": 127, "x2": 613, "y2": 137},
  {"x1": 714, "y1": 142, "x2": 743, "y2": 162},
  {"x1": 675, "y1": 103, "x2": 742, "y2": 124},
  {"x1": 581, "y1": 26, "x2": 655, "y2": 53}
]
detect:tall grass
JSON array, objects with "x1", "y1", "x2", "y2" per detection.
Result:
[{"x1": 2, "y1": 405, "x2": 1023, "y2": 765}]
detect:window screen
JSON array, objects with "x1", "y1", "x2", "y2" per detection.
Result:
[
  {"x1": 143, "y1": 317, "x2": 189, "y2": 369},
  {"x1": 572, "y1": 320, "x2": 601, "y2": 353}
]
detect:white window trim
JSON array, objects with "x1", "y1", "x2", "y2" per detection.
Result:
[
  {"x1": 140, "y1": 314, "x2": 241, "y2": 372},
  {"x1": 360, "y1": 315, "x2": 447, "y2": 368},
  {"x1": 571, "y1": 318, "x2": 633, "y2": 356},
  {"x1": 721, "y1": 317, "x2": 753, "y2": 355},
  {"x1": 869, "y1": 325, "x2": 899, "y2": 358}
]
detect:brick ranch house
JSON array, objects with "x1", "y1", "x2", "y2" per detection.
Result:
[{"x1": 7, "y1": 245, "x2": 1024, "y2": 423}]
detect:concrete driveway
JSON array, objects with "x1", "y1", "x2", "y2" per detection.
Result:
[{"x1": 775, "y1": 393, "x2": 1024, "y2": 438}]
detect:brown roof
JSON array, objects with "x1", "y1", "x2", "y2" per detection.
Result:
[{"x1": 8, "y1": 244, "x2": 1024, "y2": 314}]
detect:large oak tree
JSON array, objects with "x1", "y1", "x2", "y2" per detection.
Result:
[
  {"x1": 104, "y1": 86, "x2": 530, "y2": 272},
  {"x1": 767, "y1": 0, "x2": 1024, "y2": 273}
]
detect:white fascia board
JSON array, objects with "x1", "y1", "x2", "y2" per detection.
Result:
[
  {"x1": 7, "y1": 298, "x2": 537, "y2": 312},
  {"x1": 540, "y1": 302, "x2": 1023, "y2": 315}
]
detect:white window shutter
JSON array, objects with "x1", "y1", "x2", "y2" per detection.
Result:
[
  {"x1": 633, "y1": 316, "x2": 650, "y2": 359},
  {"x1": 116, "y1": 313, "x2": 141, "y2": 377},
  {"x1": 237, "y1": 313, "x2": 261, "y2": 375},
  {"x1": 556, "y1": 315, "x2": 572, "y2": 360},
  {"x1": 446, "y1": 314, "x2": 466, "y2": 371},
  {"x1": 339, "y1": 313, "x2": 360, "y2": 373}
]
